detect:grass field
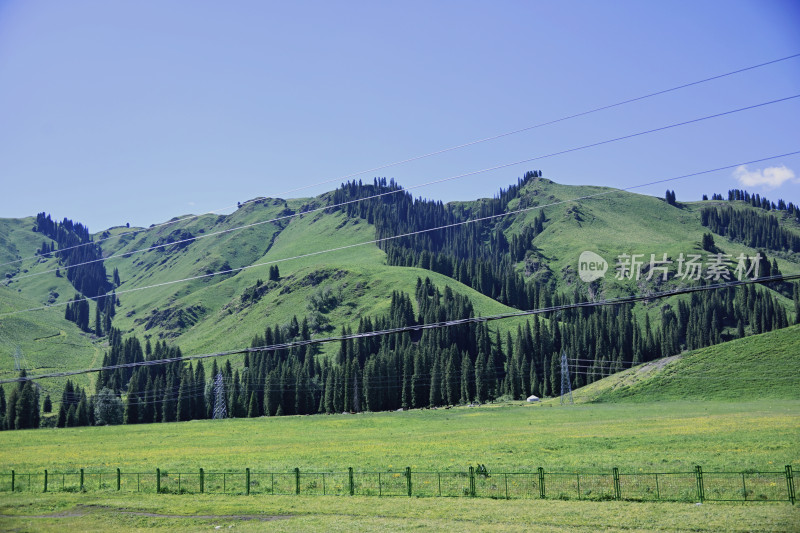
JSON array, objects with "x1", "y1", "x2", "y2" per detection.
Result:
[
  {"x1": 1, "y1": 492, "x2": 797, "y2": 532},
  {"x1": 0, "y1": 399, "x2": 798, "y2": 531},
  {"x1": 1, "y1": 400, "x2": 797, "y2": 474}
]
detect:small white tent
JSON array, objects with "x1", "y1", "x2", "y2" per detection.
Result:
[{"x1": 526, "y1": 395, "x2": 540, "y2": 402}]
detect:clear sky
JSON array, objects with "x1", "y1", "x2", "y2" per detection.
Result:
[{"x1": 1, "y1": 1, "x2": 799, "y2": 231}]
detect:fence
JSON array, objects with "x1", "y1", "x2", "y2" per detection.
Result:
[{"x1": 0, "y1": 465, "x2": 795, "y2": 504}]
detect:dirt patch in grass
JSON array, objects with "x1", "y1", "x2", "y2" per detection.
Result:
[
  {"x1": 638, "y1": 354, "x2": 682, "y2": 373},
  {"x1": 24, "y1": 504, "x2": 292, "y2": 522}
]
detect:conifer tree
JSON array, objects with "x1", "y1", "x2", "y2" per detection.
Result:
[
  {"x1": 429, "y1": 354, "x2": 442, "y2": 407},
  {"x1": 248, "y1": 392, "x2": 259, "y2": 418},
  {"x1": 444, "y1": 349, "x2": 457, "y2": 405},
  {"x1": 401, "y1": 352, "x2": 413, "y2": 410},
  {"x1": 460, "y1": 352, "x2": 472, "y2": 403},
  {"x1": 324, "y1": 369, "x2": 334, "y2": 414},
  {"x1": 162, "y1": 373, "x2": 177, "y2": 423},
  {"x1": 193, "y1": 361, "x2": 206, "y2": 419},
  {"x1": 95, "y1": 303, "x2": 102, "y2": 336},
  {"x1": 176, "y1": 369, "x2": 192, "y2": 421},
  {"x1": 15, "y1": 381, "x2": 39, "y2": 429},
  {"x1": 794, "y1": 283, "x2": 800, "y2": 324},
  {"x1": 76, "y1": 394, "x2": 89, "y2": 426},
  {"x1": 474, "y1": 352, "x2": 486, "y2": 403},
  {"x1": 0, "y1": 385, "x2": 6, "y2": 429},
  {"x1": 125, "y1": 380, "x2": 140, "y2": 424},
  {"x1": 53, "y1": 401, "x2": 67, "y2": 427}
]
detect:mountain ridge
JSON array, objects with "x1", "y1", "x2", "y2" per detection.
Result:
[{"x1": 1, "y1": 174, "x2": 798, "y2": 412}]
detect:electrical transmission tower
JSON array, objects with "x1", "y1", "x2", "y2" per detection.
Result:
[
  {"x1": 212, "y1": 372, "x2": 227, "y2": 419},
  {"x1": 560, "y1": 351, "x2": 573, "y2": 405},
  {"x1": 12, "y1": 346, "x2": 22, "y2": 372}
]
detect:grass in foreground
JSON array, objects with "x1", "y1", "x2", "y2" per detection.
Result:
[
  {"x1": 0, "y1": 492, "x2": 797, "y2": 532},
  {"x1": 0, "y1": 400, "x2": 797, "y2": 473}
]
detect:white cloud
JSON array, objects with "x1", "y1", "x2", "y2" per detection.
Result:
[{"x1": 733, "y1": 165, "x2": 797, "y2": 189}]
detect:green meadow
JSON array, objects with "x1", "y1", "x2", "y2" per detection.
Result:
[
  {"x1": 1, "y1": 492, "x2": 797, "y2": 532},
  {"x1": 0, "y1": 399, "x2": 798, "y2": 531},
  {"x1": 0, "y1": 400, "x2": 797, "y2": 474}
]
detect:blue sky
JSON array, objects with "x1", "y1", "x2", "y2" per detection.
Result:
[{"x1": 1, "y1": 1, "x2": 799, "y2": 231}]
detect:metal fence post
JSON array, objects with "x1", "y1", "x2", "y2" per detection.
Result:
[
  {"x1": 469, "y1": 466, "x2": 475, "y2": 497},
  {"x1": 538, "y1": 467, "x2": 545, "y2": 499},
  {"x1": 612, "y1": 467, "x2": 621, "y2": 500},
  {"x1": 694, "y1": 465, "x2": 704, "y2": 503},
  {"x1": 741, "y1": 472, "x2": 747, "y2": 501},
  {"x1": 117, "y1": 468, "x2": 121, "y2": 491},
  {"x1": 80, "y1": 468, "x2": 84, "y2": 492},
  {"x1": 11, "y1": 470, "x2": 14, "y2": 492},
  {"x1": 348, "y1": 467, "x2": 354, "y2": 496},
  {"x1": 43, "y1": 470, "x2": 48, "y2": 493},
  {"x1": 200, "y1": 468, "x2": 204, "y2": 494},
  {"x1": 246, "y1": 468, "x2": 250, "y2": 496},
  {"x1": 786, "y1": 465, "x2": 795, "y2": 505},
  {"x1": 156, "y1": 468, "x2": 161, "y2": 494},
  {"x1": 294, "y1": 468, "x2": 300, "y2": 495},
  {"x1": 406, "y1": 467, "x2": 412, "y2": 497}
]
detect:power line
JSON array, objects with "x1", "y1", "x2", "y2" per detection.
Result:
[
  {"x1": 10, "y1": 94, "x2": 800, "y2": 284},
  {"x1": 3, "y1": 147, "x2": 798, "y2": 319},
  {"x1": 3, "y1": 272, "x2": 797, "y2": 385},
  {"x1": 3, "y1": 52, "x2": 798, "y2": 270}
]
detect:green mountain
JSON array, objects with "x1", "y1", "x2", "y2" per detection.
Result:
[{"x1": 1, "y1": 173, "x2": 798, "y2": 413}]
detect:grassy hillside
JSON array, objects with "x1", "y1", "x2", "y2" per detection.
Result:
[
  {"x1": 572, "y1": 325, "x2": 800, "y2": 403},
  {"x1": 106, "y1": 207, "x2": 524, "y2": 356},
  {"x1": 0, "y1": 286, "x2": 101, "y2": 394},
  {"x1": 1, "y1": 192, "x2": 529, "y2": 371},
  {"x1": 505, "y1": 178, "x2": 800, "y2": 289}
]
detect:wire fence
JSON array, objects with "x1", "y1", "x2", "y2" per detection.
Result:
[{"x1": 0, "y1": 465, "x2": 795, "y2": 504}]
